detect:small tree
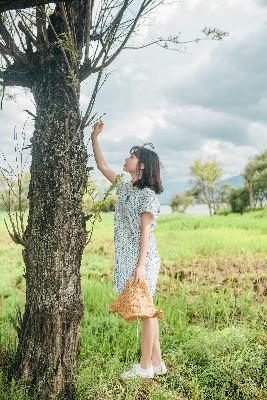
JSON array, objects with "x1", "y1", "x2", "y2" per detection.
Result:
[
  {"x1": 244, "y1": 149, "x2": 267, "y2": 208},
  {"x1": 253, "y1": 169, "x2": 267, "y2": 207},
  {"x1": 170, "y1": 191, "x2": 194, "y2": 213},
  {"x1": 189, "y1": 158, "x2": 223, "y2": 216},
  {"x1": 228, "y1": 186, "x2": 250, "y2": 214}
]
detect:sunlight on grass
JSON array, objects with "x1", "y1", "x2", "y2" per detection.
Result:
[{"x1": 0, "y1": 209, "x2": 266, "y2": 399}]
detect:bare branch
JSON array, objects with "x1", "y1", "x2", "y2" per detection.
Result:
[
  {"x1": 0, "y1": 14, "x2": 26, "y2": 62},
  {"x1": 81, "y1": 36, "x2": 113, "y2": 128},
  {"x1": 44, "y1": 11, "x2": 71, "y2": 72},
  {"x1": 84, "y1": 0, "x2": 94, "y2": 61},
  {"x1": 80, "y1": 0, "x2": 228, "y2": 81},
  {"x1": 90, "y1": 0, "x2": 146, "y2": 74},
  {"x1": 0, "y1": 41, "x2": 11, "y2": 57},
  {"x1": 8, "y1": 11, "x2": 27, "y2": 53},
  {"x1": 92, "y1": 0, "x2": 131, "y2": 64},
  {"x1": 0, "y1": 67, "x2": 32, "y2": 87},
  {"x1": 18, "y1": 20, "x2": 37, "y2": 46},
  {"x1": 59, "y1": 2, "x2": 75, "y2": 47},
  {"x1": 36, "y1": 5, "x2": 46, "y2": 47},
  {"x1": 0, "y1": 0, "x2": 75, "y2": 12},
  {"x1": 80, "y1": 0, "x2": 133, "y2": 80},
  {"x1": 23, "y1": 108, "x2": 35, "y2": 118}
]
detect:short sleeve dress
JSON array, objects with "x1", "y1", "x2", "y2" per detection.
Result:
[{"x1": 113, "y1": 173, "x2": 161, "y2": 297}]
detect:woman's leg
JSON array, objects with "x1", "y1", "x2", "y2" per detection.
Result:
[
  {"x1": 140, "y1": 317, "x2": 155, "y2": 369},
  {"x1": 151, "y1": 317, "x2": 162, "y2": 366}
]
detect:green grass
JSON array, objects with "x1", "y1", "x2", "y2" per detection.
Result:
[{"x1": 0, "y1": 209, "x2": 267, "y2": 399}]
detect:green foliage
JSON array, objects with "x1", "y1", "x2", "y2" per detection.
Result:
[
  {"x1": 244, "y1": 148, "x2": 267, "y2": 208},
  {"x1": 54, "y1": 32, "x2": 79, "y2": 87},
  {"x1": 228, "y1": 187, "x2": 250, "y2": 214},
  {"x1": 0, "y1": 172, "x2": 120, "y2": 215},
  {"x1": 0, "y1": 172, "x2": 30, "y2": 212},
  {"x1": 202, "y1": 26, "x2": 230, "y2": 41},
  {"x1": 253, "y1": 167, "x2": 267, "y2": 207},
  {"x1": 91, "y1": 195, "x2": 118, "y2": 213},
  {"x1": 214, "y1": 207, "x2": 231, "y2": 216},
  {"x1": 81, "y1": 180, "x2": 97, "y2": 214},
  {"x1": 170, "y1": 191, "x2": 195, "y2": 213},
  {"x1": 84, "y1": 174, "x2": 123, "y2": 245},
  {"x1": 82, "y1": 174, "x2": 122, "y2": 214},
  {"x1": 189, "y1": 158, "x2": 224, "y2": 215}
]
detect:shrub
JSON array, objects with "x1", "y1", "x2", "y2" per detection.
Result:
[{"x1": 228, "y1": 187, "x2": 250, "y2": 214}]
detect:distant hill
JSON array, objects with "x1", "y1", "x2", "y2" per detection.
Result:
[
  {"x1": 158, "y1": 181, "x2": 188, "y2": 205},
  {"x1": 218, "y1": 175, "x2": 244, "y2": 188},
  {"x1": 159, "y1": 175, "x2": 244, "y2": 205}
]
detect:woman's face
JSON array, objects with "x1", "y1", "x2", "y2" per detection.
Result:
[{"x1": 123, "y1": 153, "x2": 143, "y2": 174}]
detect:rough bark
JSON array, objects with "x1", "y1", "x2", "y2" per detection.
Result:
[{"x1": 12, "y1": 51, "x2": 89, "y2": 399}]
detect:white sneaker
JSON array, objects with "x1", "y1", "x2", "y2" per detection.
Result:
[
  {"x1": 153, "y1": 360, "x2": 168, "y2": 376},
  {"x1": 121, "y1": 363, "x2": 154, "y2": 379}
]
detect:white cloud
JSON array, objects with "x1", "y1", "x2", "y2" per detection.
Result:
[{"x1": 1, "y1": 0, "x2": 267, "y2": 203}]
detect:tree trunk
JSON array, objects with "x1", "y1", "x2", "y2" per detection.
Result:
[
  {"x1": 12, "y1": 53, "x2": 89, "y2": 399},
  {"x1": 248, "y1": 178, "x2": 254, "y2": 209}
]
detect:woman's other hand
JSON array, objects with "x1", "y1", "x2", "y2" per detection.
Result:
[
  {"x1": 91, "y1": 120, "x2": 104, "y2": 139},
  {"x1": 133, "y1": 265, "x2": 146, "y2": 284}
]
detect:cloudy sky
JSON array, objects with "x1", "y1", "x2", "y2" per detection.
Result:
[{"x1": 1, "y1": 0, "x2": 267, "y2": 203}]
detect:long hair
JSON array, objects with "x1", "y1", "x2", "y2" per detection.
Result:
[{"x1": 130, "y1": 143, "x2": 164, "y2": 194}]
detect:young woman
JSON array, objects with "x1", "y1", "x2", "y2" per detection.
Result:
[{"x1": 91, "y1": 120, "x2": 167, "y2": 379}]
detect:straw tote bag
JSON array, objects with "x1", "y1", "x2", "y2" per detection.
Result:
[{"x1": 108, "y1": 276, "x2": 164, "y2": 323}]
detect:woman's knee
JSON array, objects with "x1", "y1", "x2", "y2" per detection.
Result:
[
  {"x1": 142, "y1": 317, "x2": 153, "y2": 322},
  {"x1": 141, "y1": 317, "x2": 156, "y2": 327}
]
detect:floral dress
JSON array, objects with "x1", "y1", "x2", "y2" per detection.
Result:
[{"x1": 113, "y1": 173, "x2": 161, "y2": 297}]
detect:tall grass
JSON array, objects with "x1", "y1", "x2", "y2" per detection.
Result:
[{"x1": 0, "y1": 209, "x2": 266, "y2": 399}]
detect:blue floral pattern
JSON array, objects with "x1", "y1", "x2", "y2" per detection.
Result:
[{"x1": 113, "y1": 173, "x2": 161, "y2": 297}]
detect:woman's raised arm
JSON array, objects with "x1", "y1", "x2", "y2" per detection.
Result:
[{"x1": 91, "y1": 120, "x2": 117, "y2": 184}]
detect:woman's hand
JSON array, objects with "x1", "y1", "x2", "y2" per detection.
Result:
[
  {"x1": 91, "y1": 120, "x2": 104, "y2": 139},
  {"x1": 133, "y1": 264, "x2": 146, "y2": 284}
]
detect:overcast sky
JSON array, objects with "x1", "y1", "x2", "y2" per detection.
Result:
[{"x1": 1, "y1": 0, "x2": 267, "y2": 203}]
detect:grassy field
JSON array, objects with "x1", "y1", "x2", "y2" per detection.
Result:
[{"x1": 0, "y1": 209, "x2": 267, "y2": 399}]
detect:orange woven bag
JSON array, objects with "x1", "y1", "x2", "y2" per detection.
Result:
[{"x1": 108, "y1": 277, "x2": 164, "y2": 323}]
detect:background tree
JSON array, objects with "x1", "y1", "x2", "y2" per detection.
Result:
[
  {"x1": 251, "y1": 149, "x2": 267, "y2": 207},
  {"x1": 228, "y1": 186, "x2": 250, "y2": 214},
  {"x1": 189, "y1": 158, "x2": 223, "y2": 216},
  {"x1": 81, "y1": 176, "x2": 118, "y2": 214},
  {"x1": 253, "y1": 169, "x2": 267, "y2": 207},
  {"x1": 0, "y1": 1, "x2": 227, "y2": 398},
  {"x1": 216, "y1": 182, "x2": 234, "y2": 209},
  {"x1": 244, "y1": 149, "x2": 267, "y2": 209},
  {"x1": 227, "y1": 149, "x2": 267, "y2": 213},
  {"x1": 170, "y1": 190, "x2": 195, "y2": 213}
]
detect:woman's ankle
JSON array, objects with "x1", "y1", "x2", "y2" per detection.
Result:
[
  {"x1": 140, "y1": 359, "x2": 153, "y2": 369},
  {"x1": 152, "y1": 357, "x2": 162, "y2": 367}
]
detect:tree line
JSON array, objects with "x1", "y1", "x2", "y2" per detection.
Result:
[{"x1": 170, "y1": 148, "x2": 267, "y2": 215}]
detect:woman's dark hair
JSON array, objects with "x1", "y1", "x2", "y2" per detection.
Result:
[{"x1": 130, "y1": 143, "x2": 164, "y2": 194}]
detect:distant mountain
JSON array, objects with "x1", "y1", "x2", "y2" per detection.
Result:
[
  {"x1": 159, "y1": 174, "x2": 244, "y2": 205},
  {"x1": 158, "y1": 181, "x2": 187, "y2": 205},
  {"x1": 219, "y1": 175, "x2": 244, "y2": 188}
]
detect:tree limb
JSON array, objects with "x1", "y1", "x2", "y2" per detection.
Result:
[
  {"x1": 84, "y1": 0, "x2": 94, "y2": 61},
  {"x1": 18, "y1": 20, "x2": 37, "y2": 46},
  {"x1": 0, "y1": 0, "x2": 75, "y2": 12},
  {"x1": 0, "y1": 14, "x2": 26, "y2": 62}
]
